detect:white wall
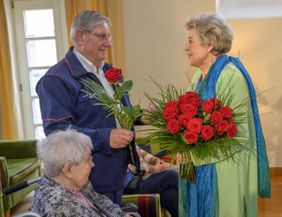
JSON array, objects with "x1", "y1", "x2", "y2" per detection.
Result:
[{"x1": 123, "y1": 0, "x2": 282, "y2": 167}]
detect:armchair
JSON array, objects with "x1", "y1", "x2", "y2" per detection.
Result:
[
  {"x1": 121, "y1": 194, "x2": 162, "y2": 217},
  {"x1": 0, "y1": 184, "x2": 4, "y2": 217},
  {"x1": 0, "y1": 140, "x2": 42, "y2": 217}
]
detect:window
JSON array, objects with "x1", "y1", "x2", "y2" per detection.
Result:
[{"x1": 13, "y1": 0, "x2": 67, "y2": 139}]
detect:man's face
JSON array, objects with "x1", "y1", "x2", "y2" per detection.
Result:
[{"x1": 77, "y1": 23, "x2": 112, "y2": 67}]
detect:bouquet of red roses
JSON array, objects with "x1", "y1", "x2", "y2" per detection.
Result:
[
  {"x1": 142, "y1": 83, "x2": 243, "y2": 181},
  {"x1": 165, "y1": 92, "x2": 238, "y2": 144}
]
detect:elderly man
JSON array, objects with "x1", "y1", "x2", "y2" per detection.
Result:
[{"x1": 36, "y1": 10, "x2": 140, "y2": 204}]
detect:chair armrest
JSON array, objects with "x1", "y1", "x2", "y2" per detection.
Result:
[
  {"x1": 0, "y1": 140, "x2": 37, "y2": 159},
  {"x1": 121, "y1": 194, "x2": 162, "y2": 217},
  {"x1": 0, "y1": 156, "x2": 9, "y2": 189}
]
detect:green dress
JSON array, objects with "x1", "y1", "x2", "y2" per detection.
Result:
[{"x1": 179, "y1": 62, "x2": 258, "y2": 217}]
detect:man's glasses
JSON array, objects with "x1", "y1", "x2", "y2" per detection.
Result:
[{"x1": 86, "y1": 31, "x2": 111, "y2": 41}]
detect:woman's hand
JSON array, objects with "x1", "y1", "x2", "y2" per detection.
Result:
[
  {"x1": 152, "y1": 159, "x2": 167, "y2": 173},
  {"x1": 176, "y1": 153, "x2": 192, "y2": 164}
]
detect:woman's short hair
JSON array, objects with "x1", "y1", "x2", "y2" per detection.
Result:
[
  {"x1": 70, "y1": 10, "x2": 110, "y2": 41},
  {"x1": 37, "y1": 129, "x2": 93, "y2": 178},
  {"x1": 185, "y1": 13, "x2": 233, "y2": 55}
]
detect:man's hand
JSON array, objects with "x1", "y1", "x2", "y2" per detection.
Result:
[{"x1": 110, "y1": 129, "x2": 134, "y2": 149}]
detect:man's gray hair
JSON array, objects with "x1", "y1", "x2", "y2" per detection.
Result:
[
  {"x1": 185, "y1": 13, "x2": 233, "y2": 55},
  {"x1": 37, "y1": 129, "x2": 93, "y2": 178},
  {"x1": 70, "y1": 10, "x2": 110, "y2": 41}
]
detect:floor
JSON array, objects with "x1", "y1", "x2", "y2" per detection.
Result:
[
  {"x1": 11, "y1": 175, "x2": 282, "y2": 217},
  {"x1": 258, "y1": 175, "x2": 282, "y2": 217}
]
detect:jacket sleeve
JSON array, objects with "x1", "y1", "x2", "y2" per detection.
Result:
[{"x1": 36, "y1": 76, "x2": 112, "y2": 154}]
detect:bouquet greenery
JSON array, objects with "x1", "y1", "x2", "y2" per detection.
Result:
[
  {"x1": 142, "y1": 81, "x2": 245, "y2": 181},
  {"x1": 81, "y1": 67, "x2": 142, "y2": 130},
  {"x1": 81, "y1": 67, "x2": 142, "y2": 166}
]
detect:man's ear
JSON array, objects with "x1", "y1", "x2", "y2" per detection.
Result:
[
  {"x1": 62, "y1": 163, "x2": 73, "y2": 178},
  {"x1": 76, "y1": 29, "x2": 85, "y2": 45}
]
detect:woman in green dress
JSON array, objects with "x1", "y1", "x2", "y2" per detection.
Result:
[{"x1": 179, "y1": 13, "x2": 271, "y2": 217}]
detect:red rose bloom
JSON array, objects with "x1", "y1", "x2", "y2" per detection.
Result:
[
  {"x1": 164, "y1": 106, "x2": 179, "y2": 121},
  {"x1": 166, "y1": 119, "x2": 182, "y2": 134},
  {"x1": 210, "y1": 111, "x2": 224, "y2": 124},
  {"x1": 201, "y1": 125, "x2": 215, "y2": 141},
  {"x1": 202, "y1": 99, "x2": 215, "y2": 114},
  {"x1": 213, "y1": 98, "x2": 222, "y2": 109},
  {"x1": 185, "y1": 91, "x2": 201, "y2": 107},
  {"x1": 179, "y1": 94, "x2": 189, "y2": 103},
  {"x1": 183, "y1": 130, "x2": 198, "y2": 144},
  {"x1": 164, "y1": 100, "x2": 179, "y2": 110},
  {"x1": 105, "y1": 67, "x2": 122, "y2": 83},
  {"x1": 180, "y1": 103, "x2": 198, "y2": 117},
  {"x1": 186, "y1": 118, "x2": 203, "y2": 133},
  {"x1": 215, "y1": 120, "x2": 229, "y2": 135},
  {"x1": 227, "y1": 122, "x2": 238, "y2": 137},
  {"x1": 220, "y1": 106, "x2": 233, "y2": 119},
  {"x1": 178, "y1": 113, "x2": 193, "y2": 127}
]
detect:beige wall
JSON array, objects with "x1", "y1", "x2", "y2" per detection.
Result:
[{"x1": 123, "y1": 0, "x2": 282, "y2": 167}]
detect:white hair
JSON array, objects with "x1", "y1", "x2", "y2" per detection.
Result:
[
  {"x1": 37, "y1": 129, "x2": 93, "y2": 178},
  {"x1": 70, "y1": 10, "x2": 110, "y2": 41},
  {"x1": 185, "y1": 13, "x2": 233, "y2": 55}
]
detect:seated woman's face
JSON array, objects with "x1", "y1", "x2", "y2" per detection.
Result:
[{"x1": 69, "y1": 152, "x2": 94, "y2": 190}]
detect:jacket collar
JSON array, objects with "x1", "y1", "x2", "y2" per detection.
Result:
[{"x1": 64, "y1": 47, "x2": 112, "y2": 78}]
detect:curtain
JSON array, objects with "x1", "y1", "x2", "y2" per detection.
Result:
[
  {"x1": 0, "y1": 1, "x2": 18, "y2": 139},
  {"x1": 64, "y1": 0, "x2": 126, "y2": 72}
]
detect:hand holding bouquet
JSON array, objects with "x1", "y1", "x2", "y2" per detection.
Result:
[{"x1": 81, "y1": 67, "x2": 142, "y2": 166}]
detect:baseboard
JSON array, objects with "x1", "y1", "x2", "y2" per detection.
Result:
[{"x1": 270, "y1": 167, "x2": 282, "y2": 176}]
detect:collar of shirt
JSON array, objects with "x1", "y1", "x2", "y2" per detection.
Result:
[{"x1": 73, "y1": 47, "x2": 104, "y2": 76}]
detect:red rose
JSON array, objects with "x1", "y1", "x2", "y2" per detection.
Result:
[
  {"x1": 105, "y1": 67, "x2": 122, "y2": 83},
  {"x1": 164, "y1": 105, "x2": 179, "y2": 121},
  {"x1": 179, "y1": 94, "x2": 189, "y2": 103},
  {"x1": 186, "y1": 118, "x2": 203, "y2": 133},
  {"x1": 213, "y1": 98, "x2": 222, "y2": 109},
  {"x1": 166, "y1": 119, "x2": 182, "y2": 134},
  {"x1": 185, "y1": 91, "x2": 201, "y2": 107},
  {"x1": 220, "y1": 106, "x2": 233, "y2": 119},
  {"x1": 164, "y1": 100, "x2": 179, "y2": 110},
  {"x1": 202, "y1": 99, "x2": 215, "y2": 114},
  {"x1": 210, "y1": 111, "x2": 224, "y2": 124},
  {"x1": 178, "y1": 113, "x2": 193, "y2": 127},
  {"x1": 215, "y1": 120, "x2": 229, "y2": 135},
  {"x1": 201, "y1": 125, "x2": 215, "y2": 141},
  {"x1": 180, "y1": 103, "x2": 198, "y2": 117},
  {"x1": 183, "y1": 130, "x2": 198, "y2": 144},
  {"x1": 227, "y1": 122, "x2": 238, "y2": 137}
]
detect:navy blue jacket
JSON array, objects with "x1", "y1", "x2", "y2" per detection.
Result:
[{"x1": 36, "y1": 47, "x2": 140, "y2": 193}]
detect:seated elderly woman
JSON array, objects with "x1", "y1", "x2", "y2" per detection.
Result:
[{"x1": 31, "y1": 129, "x2": 134, "y2": 217}]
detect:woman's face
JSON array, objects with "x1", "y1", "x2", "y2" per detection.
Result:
[
  {"x1": 69, "y1": 152, "x2": 94, "y2": 190},
  {"x1": 185, "y1": 28, "x2": 213, "y2": 68}
]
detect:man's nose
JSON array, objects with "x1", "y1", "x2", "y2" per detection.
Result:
[{"x1": 103, "y1": 39, "x2": 112, "y2": 47}]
